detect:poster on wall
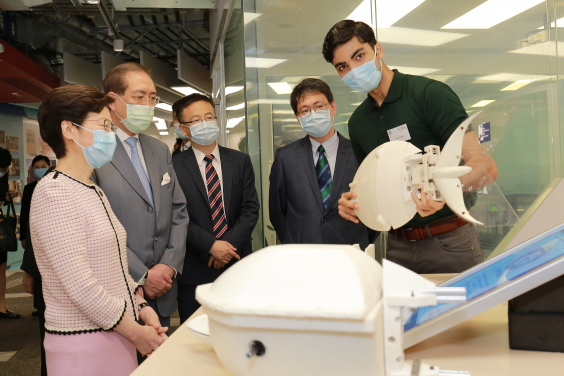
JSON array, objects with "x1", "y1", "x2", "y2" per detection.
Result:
[
  {"x1": 26, "y1": 129, "x2": 37, "y2": 154},
  {"x1": 6, "y1": 136, "x2": 18, "y2": 152},
  {"x1": 8, "y1": 180, "x2": 23, "y2": 203},
  {"x1": 10, "y1": 158, "x2": 20, "y2": 177},
  {"x1": 0, "y1": 131, "x2": 5, "y2": 148}
]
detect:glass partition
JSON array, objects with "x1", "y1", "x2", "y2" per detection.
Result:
[{"x1": 241, "y1": 0, "x2": 564, "y2": 261}]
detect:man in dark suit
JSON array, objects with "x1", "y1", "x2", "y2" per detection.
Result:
[
  {"x1": 172, "y1": 94, "x2": 260, "y2": 323},
  {"x1": 269, "y1": 78, "x2": 372, "y2": 249}
]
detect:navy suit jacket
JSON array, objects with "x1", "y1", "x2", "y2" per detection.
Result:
[
  {"x1": 172, "y1": 145, "x2": 260, "y2": 286},
  {"x1": 269, "y1": 133, "x2": 373, "y2": 249}
]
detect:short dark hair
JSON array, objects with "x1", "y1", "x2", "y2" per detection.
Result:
[
  {"x1": 0, "y1": 148, "x2": 12, "y2": 168},
  {"x1": 103, "y1": 62, "x2": 152, "y2": 94},
  {"x1": 322, "y1": 20, "x2": 377, "y2": 64},
  {"x1": 32, "y1": 155, "x2": 50, "y2": 166},
  {"x1": 38, "y1": 85, "x2": 115, "y2": 159},
  {"x1": 290, "y1": 78, "x2": 334, "y2": 115},
  {"x1": 174, "y1": 93, "x2": 215, "y2": 123},
  {"x1": 175, "y1": 138, "x2": 183, "y2": 146}
]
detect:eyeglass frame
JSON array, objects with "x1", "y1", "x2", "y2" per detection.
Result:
[
  {"x1": 116, "y1": 92, "x2": 161, "y2": 106},
  {"x1": 178, "y1": 116, "x2": 218, "y2": 127},
  {"x1": 296, "y1": 102, "x2": 331, "y2": 118},
  {"x1": 73, "y1": 119, "x2": 117, "y2": 133}
]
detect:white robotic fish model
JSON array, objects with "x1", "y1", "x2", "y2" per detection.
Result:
[{"x1": 350, "y1": 112, "x2": 483, "y2": 231}]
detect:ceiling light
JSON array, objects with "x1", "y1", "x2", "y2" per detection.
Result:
[
  {"x1": 348, "y1": 0, "x2": 425, "y2": 28},
  {"x1": 249, "y1": 99, "x2": 290, "y2": 104},
  {"x1": 274, "y1": 118, "x2": 298, "y2": 122},
  {"x1": 378, "y1": 27, "x2": 468, "y2": 46},
  {"x1": 537, "y1": 17, "x2": 564, "y2": 29},
  {"x1": 509, "y1": 41, "x2": 564, "y2": 56},
  {"x1": 471, "y1": 100, "x2": 496, "y2": 107},
  {"x1": 273, "y1": 110, "x2": 295, "y2": 114},
  {"x1": 476, "y1": 73, "x2": 553, "y2": 82},
  {"x1": 156, "y1": 103, "x2": 173, "y2": 112},
  {"x1": 245, "y1": 57, "x2": 287, "y2": 68},
  {"x1": 159, "y1": 131, "x2": 169, "y2": 136},
  {"x1": 282, "y1": 76, "x2": 321, "y2": 83},
  {"x1": 351, "y1": 102, "x2": 363, "y2": 106},
  {"x1": 227, "y1": 103, "x2": 245, "y2": 111},
  {"x1": 153, "y1": 117, "x2": 168, "y2": 130},
  {"x1": 227, "y1": 116, "x2": 245, "y2": 128},
  {"x1": 225, "y1": 86, "x2": 244, "y2": 95},
  {"x1": 85, "y1": 0, "x2": 100, "y2": 3},
  {"x1": 388, "y1": 66, "x2": 440, "y2": 75},
  {"x1": 113, "y1": 39, "x2": 124, "y2": 52},
  {"x1": 244, "y1": 13, "x2": 261, "y2": 25},
  {"x1": 500, "y1": 80, "x2": 534, "y2": 91},
  {"x1": 171, "y1": 86, "x2": 203, "y2": 96},
  {"x1": 442, "y1": 0, "x2": 544, "y2": 29},
  {"x1": 268, "y1": 82, "x2": 293, "y2": 94}
]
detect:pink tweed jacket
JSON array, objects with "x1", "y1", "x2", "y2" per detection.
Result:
[{"x1": 30, "y1": 170, "x2": 139, "y2": 334}]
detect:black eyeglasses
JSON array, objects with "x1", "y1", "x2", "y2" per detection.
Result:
[{"x1": 179, "y1": 116, "x2": 217, "y2": 127}]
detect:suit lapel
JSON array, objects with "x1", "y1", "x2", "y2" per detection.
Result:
[
  {"x1": 139, "y1": 134, "x2": 161, "y2": 215},
  {"x1": 299, "y1": 136, "x2": 324, "y2": 213},
  {"x1": 326, "y1": 134, "x2": 350, "y2": 210},
  {"x1": 218, "y1": 146, "x2": 233, "y2": 221},
  {"x1": 182, "y1": 147, "x2": 209, "y2": 203},
  {"x1": 110, "y1": 136, "x2": 151, "y2": 205}
]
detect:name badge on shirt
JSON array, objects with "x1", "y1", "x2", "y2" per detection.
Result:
[{"x1": 387, "y1": 124, "x2": 411, "y2": 141}]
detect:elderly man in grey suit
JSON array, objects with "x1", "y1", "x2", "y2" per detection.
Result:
[
  {"x1": 269, "y1": 78, "x2": 373, "y2": 249},
  {"x1": 91, "y1": 62, "x2": 189, "y2": 332}
]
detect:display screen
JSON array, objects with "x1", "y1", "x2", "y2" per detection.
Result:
[{"x1": 404, "y1": 227, "x2": 564, "y2": 331}]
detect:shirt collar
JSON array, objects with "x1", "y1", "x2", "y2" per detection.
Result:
[
  {"x1": 192, "y1": 142, "x2": 220, "y2": 166},
  {"x1": 310, "y1": 130, "x2": 339, "y2": 158},
  {"x1": 116, "y1": 127, "x2": 139, "y2": 143},
  {"x1": 364, "y1": 69, "x2": 404, "y2": 112}
]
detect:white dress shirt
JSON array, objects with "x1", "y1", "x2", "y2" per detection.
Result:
[
  {"x1": 192, "y1": 143, "x2": 224, "y2": 205},
  {"x1": 116, "y1": 127, "x2": 150, "y2": 177},
  {"x1": 180, "y1": 141, "x2": 190, "y2": 152},
  {"x1": 310, "y1": 131, "x2": 339, "y2": 179}
]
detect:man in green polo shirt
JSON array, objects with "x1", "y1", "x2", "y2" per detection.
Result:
[{"x1": 323, "y1": 20, "x2": 498, "y2": 273}]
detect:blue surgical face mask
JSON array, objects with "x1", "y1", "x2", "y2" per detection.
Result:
[
  {"x1": 342, "y1": 55, "x2": 382, "y2": 93},
  {"x1": 72, "y1": 123, "x2": 117, "y2": 169},
  {"x1": 34, "y1": 168, "x2": 49, "y2": 180},
  {"x1": 298, "y1": 108, "x2": 334, "y2": 138},
  {"x1": 115, "y1": 95, "x2": 154, "y2": 134},
  {"x1": 174, "y1": 123, "x2": 190, "y2": 140},
  {"x1": 188, "y1": 120, "x2": 219, "y2": 146}
]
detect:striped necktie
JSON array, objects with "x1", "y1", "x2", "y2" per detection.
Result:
[
  {"x1": 315, "y1": 145, "x2": 332, "y2": 210},
  {"x1": 204, "y1": 154, "x2": 228, "y2": 238}
]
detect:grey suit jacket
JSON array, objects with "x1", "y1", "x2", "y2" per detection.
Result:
[
  {"x1": 91, "y1": 133, "x2": 189, "y2": 317},
  {"x1": 269, "y1": 133, "x2": 370, "y2": 249}
]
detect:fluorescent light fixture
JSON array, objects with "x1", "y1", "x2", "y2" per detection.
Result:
[
  {"x1": 537, "y1": 17, "x2": 564, "y2": 29},
  {"x1": 268, "y1": 82, "x2": 293, "y2": 94},
  {"x1": 227, "y1": 116, "x2": 245, "y2": 128},
  {"x1": 227, "y1": 103, "x2": 245, "y2": 111},
  {"x1": 273, "y1": 110, "x2": 295, "y2": 114},
  {"x1": 171, "y1": 86, "x2": 203, "y2": 96},
  {"x1": 274, "y1": 118, "x2": 299, "y2": 122},
  {"x1": 351, "y1": 102, "x2": 363, "y2": 106},
  {"x1": 282, "y1": 76, "x2": 321, "y2": 83},
  {"x1": 500, "y1": 80, "x2": 533, "y2": 91},
  {"x1": 282, "y1": 125, "x2": 302, "y2": 128},
  {"x1": 244, "y1": 12, "x2": 261, "y2": 25},
  {"x1": 153, "y1": 117, "x2": 167, "y2": 130},
  {"x1": 225, "y1": 86, "x2": 244, "y2": 95},
  {"x1": 471, "y1": 100, "x2": 496, "y2": 107},
  {"x1": 442, "y1": 0, "x2": 544, "y2": 29},
  {"x1": 159, "y1": 131, "x2": 169, "y2": 135},
  {"x1": 85, "y1": 0, "x2": 100, "y2": 3},
  {"x1": 245, "y1": 57, "x2": 287, "y2": 68},
  {"x1": 156, "y1": 102, "x2": 173, "y2": 112},
  {"x1": 388, "y1": 66, "x2": 440, "y2": 75},
  {"x1": 378, "y1": 27, "x2": 468, "y2": 46},
  {"x1": 347, "y1": 0, "x2": 425, "y2": 28},
  {"x1": 509, "y1": 41, "x2": 564, "y2": 56},
  {"x1": 477, "y1": 73, "x2": 553, "y2": 82},
  {"x1": 249, "y1": 99, "x2": 290, "y2": 104}
]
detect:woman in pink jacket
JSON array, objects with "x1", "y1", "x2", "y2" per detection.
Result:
[{"x1": 30, "y1": 85, "x2": 167, "y2": 376}]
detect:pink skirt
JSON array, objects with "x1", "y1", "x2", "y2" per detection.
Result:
[{"x1": 44, "y1": 330, "x2": 137, "y2": 376}]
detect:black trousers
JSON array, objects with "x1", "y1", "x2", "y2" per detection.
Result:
[
  {"x1": 34, "y1": 280, "x2": 47, "y2": 376},
  {"x1": 177, "y1": 284, "x2": 200, "y2": 324}
]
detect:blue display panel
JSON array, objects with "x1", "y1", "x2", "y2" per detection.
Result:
[{"x1": 404, "y1": 227, "x2": 564, "y2": 331}]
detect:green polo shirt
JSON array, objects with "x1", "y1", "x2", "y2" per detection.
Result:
[{"x1": 348, "y1": 70, "x2": 468, "y2": 228}]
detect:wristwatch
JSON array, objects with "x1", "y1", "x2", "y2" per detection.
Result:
[{"x1": 138, "y1": 302, "x2": 150, "y2": 311}]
